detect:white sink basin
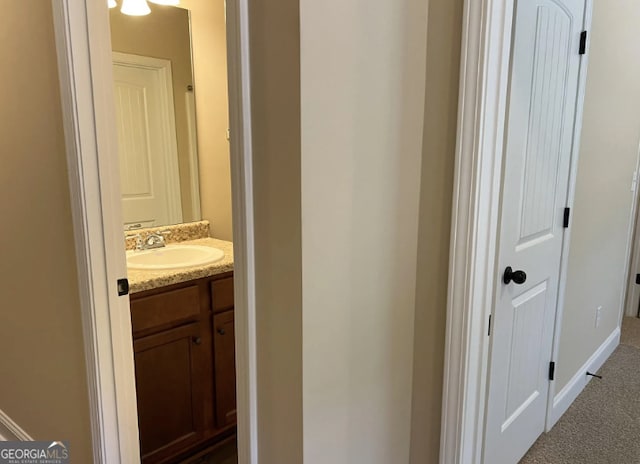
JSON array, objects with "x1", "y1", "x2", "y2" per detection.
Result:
[{"x1": 126, "y1": 245, "x2": 224, "y2": 270}]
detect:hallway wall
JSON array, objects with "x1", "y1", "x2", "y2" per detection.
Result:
[
  {"x1": 300, "y1": 0, "x2": 428, "y2": 462},
  {"x1": 181, "y1": 0, "x2": 233, "y2": 240},
  {"x1": 0, "y1": 1, "x2": 92, "y2": 461},
  {"x1": 0, "y1": 1, "x2": 467, "y2": 462},
  {"x1": 557, "y1": 0, "x2": 640, "y2": 391},
  {"x1": 249, "y1": 1, "x2": 303, "y2": 463}
]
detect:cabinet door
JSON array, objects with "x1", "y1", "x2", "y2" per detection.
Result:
[
  {"x1": 134, "y1": 322, "x2": 207, "y2": 463},
  {"x1": 213, "y1": 310, "x2": 237, "y2": 428}
]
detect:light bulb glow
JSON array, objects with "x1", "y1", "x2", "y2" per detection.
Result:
[
  {"x1": 148, "y1": 0, "x2": 180, "y2": 5},
  {"x1": 108, "y1": 0, "x2": 117, "y2": 8},
  {"x1": 121, "y1": 0, "x2": 151, "y2": 15}
]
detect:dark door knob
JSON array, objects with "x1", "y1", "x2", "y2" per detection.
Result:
[
  {"x1": 192, "y1": 337, "x2": 202, "y2": 345},
  {"x1": 217, "y1": 328, "x2": 226, "y2": 335},
  {"x1": 503, "y1": 266, "x2": 527, "y2": 285}
]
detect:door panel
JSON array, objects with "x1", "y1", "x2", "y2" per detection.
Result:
[
  {"x1": 483, "y1": 0, "x2": 587, "y2": 462},
  {"x1": 504, "y1": 282, "x2": 548, "y2": 424},
  {"x1": 519, "y1": 6, "x2": 573, "y2": 242}
]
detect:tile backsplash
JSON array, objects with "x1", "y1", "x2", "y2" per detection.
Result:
[{"x1": 124, "y1": 220, "x2": 211, "y2": 250}]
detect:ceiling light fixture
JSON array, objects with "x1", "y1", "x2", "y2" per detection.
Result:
[
  {"x1": 148, "y1": 0, "x2": 180, "y2": 5},
  {"x1": 120, "y1": 0, "x2": 151, "y2": 16}
]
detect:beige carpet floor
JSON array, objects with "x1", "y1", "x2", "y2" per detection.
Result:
[{"x1": 520, "y1": 317, "x2": 640, "y2": 464}]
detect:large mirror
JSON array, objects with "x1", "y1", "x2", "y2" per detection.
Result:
[{"x1": 110, "y1": 4, "x2": 201, "y2": 230}]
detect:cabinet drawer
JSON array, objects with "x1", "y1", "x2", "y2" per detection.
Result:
[
  {"x1": 131, "y1": 286, "x2": 200, "y2": 335},
  {"x1": 211, "y1": 277, "x2": 234, "y2": 313}
]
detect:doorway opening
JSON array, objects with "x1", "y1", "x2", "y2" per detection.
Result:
[
  {"x1": 52, "y1": 0, "x2": 257, "y2": 462},
  {"x1": 442, "y1": 0, "x2": 640, "y2": 462},
  {"x1": 443, "y1": 0, "x2": 588, "y2": 462},
  {"x1": 110, "y1": 4, "x2": 237, "y2": 461}
]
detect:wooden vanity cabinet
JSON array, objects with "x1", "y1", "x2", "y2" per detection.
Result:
[
  {"x1": 134, "y1": 323, "x2": 207, "y2": 461},
  {"x1": 129, "y1": 272, "x2": 236, "y2": 464},
  {"x1": 213, "y1": 310, "x2": 236, "y2": 428}
]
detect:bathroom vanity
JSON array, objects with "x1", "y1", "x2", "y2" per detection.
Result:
[{"x1": 126, "y1": 226, "x2": 236, "y2": 464}]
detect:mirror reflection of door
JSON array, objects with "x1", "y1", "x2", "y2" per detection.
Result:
[
  {"x1": 109, "y1": 4, "x2": 202, "y2": 230},
  {"x1": 113, "y1": 53, "x2": 183, "y2": 229}
]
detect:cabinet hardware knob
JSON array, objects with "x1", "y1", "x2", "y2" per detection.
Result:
[
  {"x1": 217, "y1": 328, "x2": 226, "y2": 335},
  {"x1": 193, "y1": 337, "x2": 202, "y2": 345}
]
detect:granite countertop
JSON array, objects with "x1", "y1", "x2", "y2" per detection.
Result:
[{"x1": 127, "y1": 237, "x2": 234, "y2": 294}]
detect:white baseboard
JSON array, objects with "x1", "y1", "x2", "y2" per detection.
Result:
[
  {"x1": 547, "y1": 327, "x2": 621, "y2": 429},
  {"x1": 0, "y1": 409, "x2": 33, "y2": 441}
]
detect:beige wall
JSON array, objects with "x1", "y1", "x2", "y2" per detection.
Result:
[
  {"x1": 249, "y1": 1, "x2": 304, "y2": 463},
  {"x1": 0, "y1": 1, "x2": 93, "y2": 461},
  {"x1": 557, "y1": 0, "x2": 640, "y2": 389},
  {"x1": 0, "y1": 2, "x2": 461, "y2": 464},
  {"x1": 301, "y1": 0, "x2": 430, "y2": 462},
  {"x1": 410, "y1": 0, "x2": 463, "y2": 461},
  {"x1": 181, "y1": 0, "x2": 233, "y2": 240},
  {"x1": 110, "y1": 5, "x2": 198, "y2": 222}
]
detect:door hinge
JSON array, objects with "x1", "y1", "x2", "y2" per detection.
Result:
[
  {"x1": 549, "y1": 361, "x2": 556, "y2": 381},
  {"x1": 117, "y1": 278, "x2": 130, "y2": 296},
  {"x1": 579, "y1": 31, "x2": 588, "y2": 55},
  {"x1": 636, "y1": 274, "x2": 640, "y2": 285},
  {"x1": 563, "y1": 207, "x2": 571, "y2": 228},
  {"x1": 488, "y1": 315, "x2": 492, "y2": 336}
]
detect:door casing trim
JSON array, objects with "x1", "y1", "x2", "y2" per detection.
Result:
[
  {"x1": 440, "y1": 0, "x2": 593, "y2": 462},
  {"x1": 544, "y1": 1, "x2": 593, "y2": 434},
  {"x1": 112, "y1": 51, "x2": 184, "y2": 226},
  {"x1": 623, "y1": 147, "x2": 640, "y2": 319}
]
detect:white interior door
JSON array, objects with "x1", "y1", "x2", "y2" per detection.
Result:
[
  {"x1": 483, "y1": 1, "x2": 587, "y2": 463},
  {"x1": 113, "y1": 53, "x2": 182, "y2": 229}
]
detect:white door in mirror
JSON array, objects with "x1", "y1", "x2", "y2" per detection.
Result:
[
  {"x1": 113, "y1": 53, "x2": 183, "y2": 229},
  {"x1": 126, "y1": 245, "x2": 224, "y2": 270}
]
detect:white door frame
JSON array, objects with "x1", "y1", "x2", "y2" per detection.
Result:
[
  {"x1": 440, "y1": 0, "x2": 593, "y2": 463},
  {"x1": 51, "y1": 0, "x2": 258, "y2": 463},
  {"x1": 112, "y1": 52, "x2": 184, "y2": 226},
  {"x1": 624, "y1": 143, "x2": 640, "y2": 318}
]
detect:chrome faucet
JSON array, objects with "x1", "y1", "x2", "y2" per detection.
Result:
[{"x1": 133, "y1": 231, "x2": 170, "y2": 251}]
